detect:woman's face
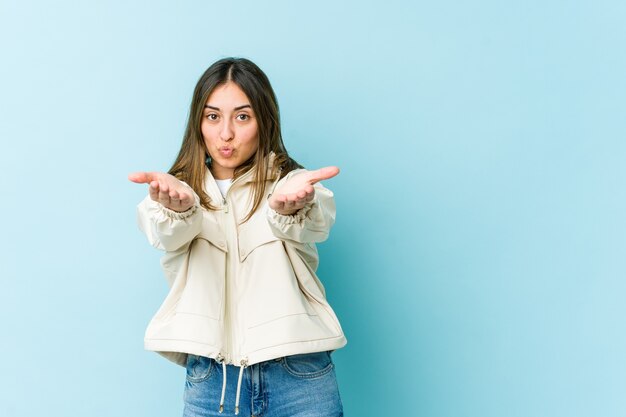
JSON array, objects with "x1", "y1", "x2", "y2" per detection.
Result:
[{"x1": 201, "y1": 81, "x2": 259, "y2": 179}]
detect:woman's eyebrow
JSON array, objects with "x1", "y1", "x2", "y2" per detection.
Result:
[{"x1": 204, "y1": 104, "x2": 252, "y2": 111}]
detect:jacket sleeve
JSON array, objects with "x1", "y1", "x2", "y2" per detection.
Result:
[
  {"x1": 266, "y1": 170, "x2": 336, "y2": 243},
  {"x1": 136, "y1": 186, "x2": 203, "y2": 252}
]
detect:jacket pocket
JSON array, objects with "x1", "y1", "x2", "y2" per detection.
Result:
[
  {"x1": 241, "y1": 247, "x2": 319, "y2": 329},
  {"x1": 237, "y1": 207, "x2": 280, "y2": 262},
  {"x1": 197, "y1": 213, "x2": 229, "y2": 252},
  {"x1": 239, "y1": 206, "x2": 318, "y2": 329}
]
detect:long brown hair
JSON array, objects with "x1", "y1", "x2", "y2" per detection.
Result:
[{"x1": 168, "y1": 57, "x2": 301, "y2": 222}]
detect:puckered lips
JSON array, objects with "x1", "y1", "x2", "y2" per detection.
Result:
[{"x1": 218, "y1": 146, "x2": 234, "y2": 158}]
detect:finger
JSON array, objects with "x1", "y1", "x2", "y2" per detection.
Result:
[
  {"x1": 170, "y1": 193, "x2": 181, "y2": 208},
  {"x1": 297, "y1": 187, "x2": 315, "y2": 203},
  {"x1": 178, "y1": 192, "x2": 193, "y2": 207},
  {"x1": 171, "y1": 191, "x2": 190, "y2": 211},
  {"x1": 307, "y1": 166, "x2": 340, "y2": 184},
  {"x1": 288, "y1": 194, "x2": 307, "y2": 206},
  {"x1": 268, "y1": 193, "x2": 283, "y2": 212},
  {"x1": 270, "y1": 199, "x2": 285, "y2": 212},
  {"x1": 290, "y1": 199, "x2": 307, "y2": 211},
  {"x1": 148, "y1": 181, "x2": 160, "y2": 201},
  {"x1": 158, "y1": 182, "x2": 171, "y2": 205},
  {"x1": 128, "y1": 171, "x2": 158, "y2": 184},
  {"x1": 283, "y1": 197, "x2": 297, "y2": 208}
]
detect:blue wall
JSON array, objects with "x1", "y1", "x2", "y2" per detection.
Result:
[{"x1": 1, "y1": 1, "x2": 625, "y2": 416}]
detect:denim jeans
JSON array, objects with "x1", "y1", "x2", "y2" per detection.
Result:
[{"x1": 182, "y1": 351, "x2": 344, "y2": 417}]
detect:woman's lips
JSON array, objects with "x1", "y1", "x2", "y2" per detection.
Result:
[{"x1": 219, "y1": 147, "x2": 233, "y2": 157}]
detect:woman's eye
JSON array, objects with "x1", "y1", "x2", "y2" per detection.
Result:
[
  {"x1": 236, "y1": 114, "x2": 249, "y2": 121},
  {"x1": 206, "y1": 114, "x2": 218, "y2": 121}
]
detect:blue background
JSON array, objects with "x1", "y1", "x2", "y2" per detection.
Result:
[{"x1": 1, "y1": 1, "x2": 625, "y2": 416}]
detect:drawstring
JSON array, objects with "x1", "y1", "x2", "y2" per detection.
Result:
[
  {"x1": 216, "y1": 355, "x2": 248, "y2": 415},
  {"x1": 235, "y1": 359, "x2": 248, "y2": 415},
  {"x1": 216, "y1": 353, "x2": 227, "y2": 413},
  {"x1": 219, "y1": 362, "x2": 227, "y2": 413}
]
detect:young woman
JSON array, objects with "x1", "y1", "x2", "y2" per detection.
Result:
[{"x1": 128, "y1": 57, "x2": 347, "y2": 417}]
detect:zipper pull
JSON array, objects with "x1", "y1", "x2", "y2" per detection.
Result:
[{"x1": 223, "y1": 197, "x2": 229, "y2": 213}]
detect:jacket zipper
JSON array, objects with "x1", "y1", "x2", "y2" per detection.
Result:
[
  {"x1": 214, "y1": 171, "x2": 268, "y2": 364},
  {"x1": 221, "y1": 182, "x2": 239, "y2": 364},
  {"x1": 221, "y1": 194, "x2": 233, "y2": 363}
]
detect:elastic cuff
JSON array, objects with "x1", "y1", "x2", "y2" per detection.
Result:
[
  {"x1": 267, "y1": 203, "x2": 313, "y2": 225},
  {"x1": 160, "y1": 204, "x2": 198, "y2": 220}
]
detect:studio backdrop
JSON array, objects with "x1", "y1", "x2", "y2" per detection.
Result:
[{"x1": 0, "y1": 1, "x2": 624, "y2": 416}]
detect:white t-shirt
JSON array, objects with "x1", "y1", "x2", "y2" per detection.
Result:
[{"x1": 215, "y1": 178, "x2": 233, "y2": 197}]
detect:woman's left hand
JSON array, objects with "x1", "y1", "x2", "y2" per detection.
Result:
[{"x1": 268, "y1": 166, "x2": 339, "y2": 215}]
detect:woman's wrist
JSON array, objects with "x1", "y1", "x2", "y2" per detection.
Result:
[{"x1": 273, "y1": 208, "x2": 299, "y2": 216}]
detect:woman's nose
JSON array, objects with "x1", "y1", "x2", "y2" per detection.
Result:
[{"x1": 219, "y1": 120, "x2": 234, "y2": 141}]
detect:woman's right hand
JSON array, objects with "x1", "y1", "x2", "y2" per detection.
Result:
[{"x1": 128, "y1": 171, "x2": 196, "y2": 212}]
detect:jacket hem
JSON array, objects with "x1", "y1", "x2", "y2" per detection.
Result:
[
  {"x1": 144, "y1": 338, "x2": 222, "y2": 367},
  {"x1": 145, "y1": 335, "x2": 347, "y2": 367},
  {"x1": 244, "y1": 335, "x2": 347, "y2": 366}
]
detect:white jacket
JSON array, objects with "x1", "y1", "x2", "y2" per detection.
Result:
[{"x1": 136, "y1": 162, "x2": 347, "y2": 368}]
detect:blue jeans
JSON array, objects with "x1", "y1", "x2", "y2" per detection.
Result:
[{"x1": 182, "y1": 351, "x2": 344, "y2": 417}]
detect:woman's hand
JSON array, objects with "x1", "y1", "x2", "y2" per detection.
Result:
[
  {"x1": 269, "y1": 166, "x2": 339, "y2": 215},
  {"x1": 128, "y1": 171, "x2": 196, "y2": 213}
]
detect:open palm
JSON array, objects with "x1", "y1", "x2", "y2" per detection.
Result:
[
  {"x1": 269, "y1": 166, "x2": 339, "y2": 215},
  {"x1": 128, "y1": 171, "x2": 195, "y2": 212}
]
